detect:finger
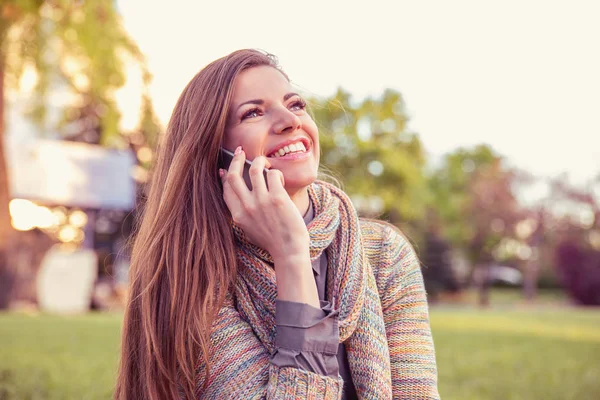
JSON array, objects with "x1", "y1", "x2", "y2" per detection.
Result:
[
  {"x1": 226, "y1": 146, "x2": 251, "y2": 202},
  {"x1": 220, "y1": 169, "x2": 245, "y2": 219},
  {"x1": 249, "y1": 156, "x2": 268, "y2": 194},
  {"x1": 266, "y1": 169, "x2": 286, "y2": 194}
]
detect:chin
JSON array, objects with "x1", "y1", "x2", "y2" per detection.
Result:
[{"x1": 283, "y1": 172, "x2": 318, "y2": 193}]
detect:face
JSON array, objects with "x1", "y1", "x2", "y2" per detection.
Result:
[{"x1": 223, "y1": 66, "x2": 320, "y2": 194}]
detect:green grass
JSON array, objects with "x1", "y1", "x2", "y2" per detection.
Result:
[
  {"x1": 0, "y1": 313, "x2": 121, "y2": 400},
  {"x1": 457, "y1": 287, "x2": 571, "y2": 307},
  {"x1": 431, "y1": 309, "x2": 600, "y2": 400},
  {"x1": 1, "y1": 308, "x2": 599, "y2": 400}
]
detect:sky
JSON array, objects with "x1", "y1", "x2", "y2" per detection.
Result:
[{"x1": 115, "y1": 0, "x2": 600, "y2": 186}]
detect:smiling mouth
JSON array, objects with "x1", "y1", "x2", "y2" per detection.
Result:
[{"x1": 267, "y1": 141, "x2": 308, "y2": 158}]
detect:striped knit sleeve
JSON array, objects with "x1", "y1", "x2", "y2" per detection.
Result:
[
  {"x1": 196, "y1": 293, "x2": 344, "y2": 399},
  {"x1": 378, "y1": 224, "x2": 440, "y2": 400}
]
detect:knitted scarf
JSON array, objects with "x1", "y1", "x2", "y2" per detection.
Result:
[{"x1": 232, "y1": 180, "x2": 392, "y2": 398}]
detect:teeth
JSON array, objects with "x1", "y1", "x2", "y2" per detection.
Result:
[{"x1": 271, "y1": 142, "x2": 307, "y2": 157}]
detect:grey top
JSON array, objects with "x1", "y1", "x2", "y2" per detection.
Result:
[{"x1": 270, "y1": 200, "x2": 357, "y2": 399}]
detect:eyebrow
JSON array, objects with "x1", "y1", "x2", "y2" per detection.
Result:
[{"x1": 236, "y1": 92, "x2": 300, "y2": 112}]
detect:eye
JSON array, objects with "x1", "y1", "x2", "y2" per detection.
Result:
[
  {"x1": 241, "y1": 107, "x2": 262, "y2": 121},
  {"x1": 289, "y1": 99, "x2": 307, "y2": 112}
]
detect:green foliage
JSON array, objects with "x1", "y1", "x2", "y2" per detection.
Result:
[
  {"x1": 137, "y1": 91, "x2": 161, "y2": 152},
  {"x1": 1, "y1": 0, "x2": 146, "y2": 145},
  {"x1": 427, "y1": 145, "x2": 522, "y2": 264},
  {"x1": 1, "y1": 306, "x2": 599, "y2": 400},
  {"x1": 428, "y1": 145, "x2": 495, "y2": 247},
  {"x1": 1, "y1": 1, "x2": 45, "y2": 85},
  {"x1": 309, "y1": 88, "x2": 428, "y2": 224}
]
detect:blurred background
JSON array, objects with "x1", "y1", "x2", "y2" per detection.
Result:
[{"x1": 0, "y1": 0, "x2": 599, "y2": 399}]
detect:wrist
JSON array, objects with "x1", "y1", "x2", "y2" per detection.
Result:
[
  {"x1": 270, "y1": 237, "x2": 310, "y2": 264},
  {"x1": 274, "y1": 253, "x2": 319, "y2": 308},
  {"x1": 272, "y1": 251, "x2": 311, "y2": 270}
]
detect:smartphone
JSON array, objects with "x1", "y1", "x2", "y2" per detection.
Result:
[{"x1": 219, "y1": 147, "x2": 269, "y2": 190}]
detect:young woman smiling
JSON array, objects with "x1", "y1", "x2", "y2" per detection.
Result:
[{"x1": 115, "y1": 49, "x2": 440, "y2": 400}]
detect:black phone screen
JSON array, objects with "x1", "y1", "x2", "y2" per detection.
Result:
[{"x1": 219, "y1": 147, "x2": 269, "y2": 190}]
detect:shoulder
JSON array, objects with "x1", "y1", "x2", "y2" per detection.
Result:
[
  {"x1": 359, "y1": 218, "x2": 416, "y2": 264},
  {"x1": 359, "y1": 218, "x2": 421, "y2": 305}
]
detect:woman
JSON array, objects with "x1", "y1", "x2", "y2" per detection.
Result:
[{"x1": 115, "y1": 49, "x2": 439, "y2": 400}]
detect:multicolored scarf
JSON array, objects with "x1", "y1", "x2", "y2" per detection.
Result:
[{"x1": 232, "y1": 180, "x2": 392, "y2": 398}]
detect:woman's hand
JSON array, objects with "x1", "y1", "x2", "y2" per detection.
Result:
[
  {"x1": 220, "y1": 146, "x2": 319, "y2": 307},
  {"x1": 220, "y1": 146, "x2": 309, "y2": 261}
]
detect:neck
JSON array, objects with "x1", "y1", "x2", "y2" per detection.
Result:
[{"x1": 287, "y1": 186, "x2": 310, "y2": 217}]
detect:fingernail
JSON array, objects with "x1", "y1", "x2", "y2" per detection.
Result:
[{"x1": 234, "y1": 146, "x2": 242, "y2": 155}]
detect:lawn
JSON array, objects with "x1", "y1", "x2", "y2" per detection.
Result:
[
  {"x1": 431, "y1": 308, "x2": 600, "y2": 400},
  {"x1": 1, "y1": 307, "x2": 599, "y2": 400}
]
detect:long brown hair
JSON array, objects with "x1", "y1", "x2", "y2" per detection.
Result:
[{"x1": 114, "y1": 50, "x2": 281, "y2": 400}]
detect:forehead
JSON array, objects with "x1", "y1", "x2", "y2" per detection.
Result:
[{"x1": 231, "y1": 66, "x2": 291, "y2": 101}]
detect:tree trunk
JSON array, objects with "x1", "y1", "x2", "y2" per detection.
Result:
[
  {"x1": 522, "y1": 259, "x2": 540, "y2": 302},
  {"x1": 522, "y1": 213, "x2": 544, "y2": 303},
  {"x1": 477, "y1": 263, "x2": 491, "y2": 307},
  {"x1": 0, "y1": 50, "x2": 16, "y2": 309}
]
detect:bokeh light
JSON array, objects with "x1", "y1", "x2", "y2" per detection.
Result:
[
  {"x1": 69, "y1": 210, "x2": 88, "y2": 228},
  {"x1": 9, "y1": 199, "x2": 59, "y2": 231}
]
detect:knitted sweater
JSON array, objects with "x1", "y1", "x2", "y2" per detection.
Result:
[{"x1": 196, "y1": 220, "x2": 440, "y2": 399}]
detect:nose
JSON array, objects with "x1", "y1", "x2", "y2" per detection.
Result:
[{"x1": 272, "y1": 107, "x2": 301, "y2": 135}]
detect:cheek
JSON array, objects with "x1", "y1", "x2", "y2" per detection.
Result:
[
  {"x1": 308, "y1": 126, "x2": 320, "y2": 159},
  {"x1": 225, "y1": 126, "x2": 266, "y2": 156},
  {"x1": 224, "y1": 125, "x2": 249, "y2": 147},
  {"x1": 303, "y1": 118, "x2": 319, "y2": 143},
  {"x1": 222, "y1": 127, "x2": 239, "y2": 150}
]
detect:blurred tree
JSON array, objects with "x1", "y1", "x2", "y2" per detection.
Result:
[
  {"x1": 556, "y1": 238, "x2": 600, "y2": 306},
  {"x1": 421, "y1": 213, "x2": 460, "y2": 302},
  {"x1": 549, "y1": 177, "x2": 600, "y2": 305},
  {"x1": 521, "y1": 207, "x2": 546, "y2": 302},
  {"x1": 514, "y1": 172, "x2": 600, "y2": 303},
  {"x1": 427, "y1": 145, "x2": 523, "y2": 306},
  {"x1": 0, "y1": 0, "x2": 147, "y2": 308},
  {"x1": 123, "y1": 82, "x2": 162, "y2": 207},
  {"x1": 310, "y1": 88, "x2": 428, "y2": 232}
]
